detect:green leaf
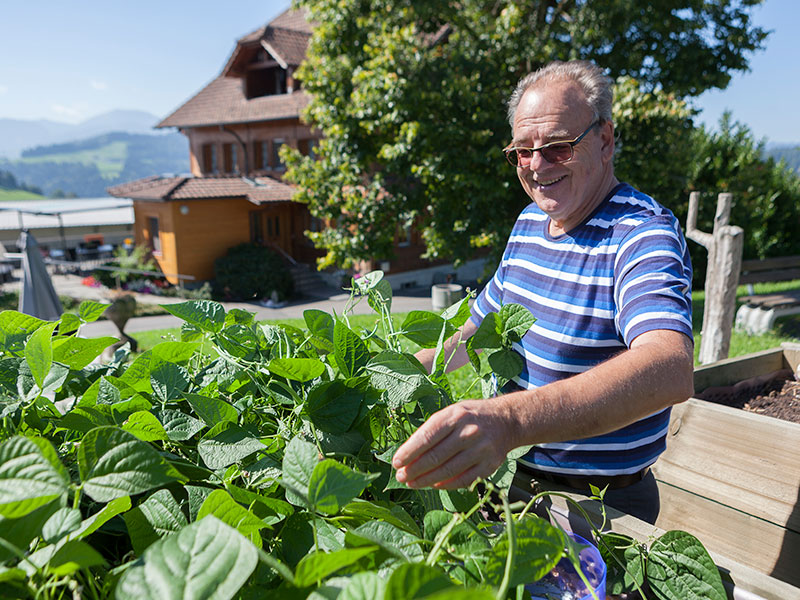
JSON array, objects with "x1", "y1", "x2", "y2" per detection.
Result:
[
  {"x1": 151, "y1": 361, "x2": 190, "y2": 403},
  {"x1": 52, "y1": 336, "x2": 117, "y2": 370},
  {"x1": 383, "y1": 562, "x2": 455, "y2": 600},
  {"x1": 197, "y1": 489, "x2": 269, "y2": 548},
  {"x1": 196, "y1": 421, "x2": 265, "y2": 470},
  {"x1": 281, "y1": 436, "x2": 319, "y2": 507},
  {"x1": 498, "y1": 304, "x2": 536, "y2": 344},
  {"x1": 24, "y1": 321, "x2": 58, "y2": 389},
  {"x1": 185, "y1": 393, "x2": 238, "y2": 426},
  {"x1": 225, "y1": 308, "x2": 255, "y2": 326},
  {"x1": 367, "y1": 278, "x2": 393, "y2": 314},
  {"x1": 116, "y1": 515, "x2": 258, "y2": 600},
  {"x1": 485, "y1": 517, "x2": 565, "y2": 588},
  {"x1": 124, "y1": 489, "x2": 189, "y2": 555},
  {"x1": 71, "y1": 495, "x2": 132, "y2": 540},
  {"x1": 333, "y1": 320, "x2": 370, "y2": 378},
  {"x1": 487, "y1": 349, "x2": 524, "y2": 380},
  {"x1": 0, "y1": 311, "x2": 47, "y2": 356},
  {"x1": 339, "y1": 571, "x2": 384, "y2": 600},
  {"x1": 647, "y1": 530, "x2": 727, "y2": 600},
  {"x1": 122, "y1": 411, "x2": 169, "y2": 442},
  {"x1": 467, "y1": 312, "x2": 502, "y2": 350},
  {"x1": 0, "y1": 436, "x2": 68, "y2": 518},
  {"x1": 440, "y1": 295, "x2": 472, "y2": 329},
  {"x1": 78, "y1": 426, "x2": 186, "y2": 502},
  {"x1": 342, "y1": 499, "x2": 420, "y2": 537},
  {"x1": 346, "y1": 521, "x2": 424, "y2": 562},
  {"x1": 294, "y1": 547, "x2": 378, "y2": 588},
  {"x1": 268, "y1": 357, "x2": 326, "y2": 382},
  {"x1": 400, "y1": 311, "x2": 454, "y2": 348},
  {"x1": 308, "y1": 459, "x2": 378, "y2": 516},
  {"x1": 304, "y1": 309, "x2": 335, "y2": 352},
  {"x1": 78, "y1": 300, "x2": 111, "y2": 323},
  {"x1": 59, "y1": 406, "x2": 114, "y2": 433},
  {"x1": 305, "y1": 380, "x2": 364, "y2": 434},
  {"x1": 0, "y1": 501, "x2": 62, "y2": 563},
  {"x1": 47, "y1": 539, "x2": 105, "y2": 576},
  {"x1": 438, "y1": 488, "x2": 479, "y2": 513},
  {"x1": 162, "y1": 300, "x2": 226, "y2": 334},
  {"x1": 41, "y1": 507, "x2": 82, "y2": 543},
  {"x1": 58, "y1": 312, "x2": 82, "y2": 335},
  {"x1": 366, "y1": 351, "x2": 434, "y2": 407},
  {"x1": 155, "y1": 409, "x2": 206, "y2": 441},
  {"x1": 150, "y1": 340, "x2": 202, "y2": 365}
]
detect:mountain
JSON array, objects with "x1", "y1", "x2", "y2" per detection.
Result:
[
  {"x1": 0, "y1": 131, "x2": 189, "y2": 197},
  {"x1": 766, "y1": 144, "x2": 800, "y2": 173},
  {"x1": 0, "y1": 110, "x2": 163, "y2": 158}
]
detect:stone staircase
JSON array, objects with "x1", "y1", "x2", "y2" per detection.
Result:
[{"x1": 290, "y1": 263, "x2": 334, "y2": 299}]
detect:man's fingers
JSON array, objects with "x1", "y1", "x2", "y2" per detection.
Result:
[
  {"x1": 392, "y1": 407, "x2": 457, "y2": 469},
  {"x1": 400, "y1": 444, "x2": 481, "y2": 488}
]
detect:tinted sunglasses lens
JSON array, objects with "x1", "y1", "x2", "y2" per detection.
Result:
[{"x1": 541, "y1": 143, "x2": 573, "y2": 163}]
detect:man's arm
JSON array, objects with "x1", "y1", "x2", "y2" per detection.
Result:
[
  {"x1": 392, "y1": 328, "x2": 694, "y2": 489},
  {"x1": 415, "y1": 319, "x2": 479, "y2": 373}
]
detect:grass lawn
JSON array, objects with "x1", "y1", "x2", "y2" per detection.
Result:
[{"x1": 0, "y1": 189, "x2": 45, "y2": 201}]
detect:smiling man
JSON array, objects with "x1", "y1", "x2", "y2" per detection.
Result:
[{"x1": 392, "y1": 60, "x2": 695, "y2": 524}]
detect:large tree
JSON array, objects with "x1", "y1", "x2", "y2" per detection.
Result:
[{"x1": 284, "y1": 0, "x2": 767, "y2": 271}]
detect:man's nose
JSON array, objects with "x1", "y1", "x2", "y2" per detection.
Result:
[{"x1": 526, "y1": 148, "x2": 548, "y2": 171}]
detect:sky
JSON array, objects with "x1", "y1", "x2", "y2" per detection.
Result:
[{"x1": 0, "y1": 0, "x2": 797, "y2": 144}]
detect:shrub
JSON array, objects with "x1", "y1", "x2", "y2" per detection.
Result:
[
  {"x1": 93, "y1": 245, "x2": 158, "y2": 288},
  {"x1": 213, "y1": 243, "x2": 293, "y2": 301}
]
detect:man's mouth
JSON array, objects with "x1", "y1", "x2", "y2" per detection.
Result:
[{"x1": 534, "y1": 174, "x2": 566, "y2": 187}]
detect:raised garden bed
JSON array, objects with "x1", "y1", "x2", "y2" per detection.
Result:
[{"x1": 653, "y1": 345, "x2": 800, "y2": 595}]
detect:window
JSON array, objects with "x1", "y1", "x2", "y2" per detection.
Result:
[
  {"x1": 298, "y1": 139, "x2": 318, "y2": 159},
  {"x1": 273, "y1": 139, "x2": 285, "y2": 171},
  {"x1": 147, "y1": 216, "x2": 161, "y2": 254},
  {"x1": 398, "y1": 225, "x2": 412, "y2": 247},
  {"x1": 253, "y1": 140, "x2": 269, "y2": 170},
  {"x1": 202, "y1": 143, "x2": 217, "y2": 174},
  {"x1": 223, "y1": 143, "x2": 239, "y2": 173},
  {"x1": 246, "y1": 66, "x2": 287, "y2": 98}
]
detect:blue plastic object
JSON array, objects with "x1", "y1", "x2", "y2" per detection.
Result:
[{"x1": 526, "y1": 532, "x2": 607, "y2": 600}]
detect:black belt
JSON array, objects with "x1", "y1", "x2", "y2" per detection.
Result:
[{"x1": 518, "y1": 465, "x2": 649, "y2": 491}]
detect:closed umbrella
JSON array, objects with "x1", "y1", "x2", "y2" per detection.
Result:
[{"x1": 18, "y1": 230, "x2": 62, "y2": 321}]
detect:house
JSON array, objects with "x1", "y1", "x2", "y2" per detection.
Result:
[{"x1": 109, "y1": 8, "x2": 484, "y2": 290}]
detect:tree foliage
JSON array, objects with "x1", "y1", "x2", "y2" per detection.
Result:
[{"x1": 284, "y1": 0, "x2": 768, "y2": 270}]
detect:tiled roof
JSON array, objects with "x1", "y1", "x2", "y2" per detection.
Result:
[
  {"x1": 157, "y1": 81, "x2": 309, "y2": 128},
  {"x1": 159, "y1": 8, "x2": 312, "y2": 129},
  {"x1": 108, "y1": 175, "x2": 295, "y2": 205},
  {"x1": 263, "y1": 26, "x2": 309, "y2": 66}
]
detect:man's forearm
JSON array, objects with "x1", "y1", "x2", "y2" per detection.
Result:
[{"x1": 415, "y1": 320, "x2": 479, "y2": 373}]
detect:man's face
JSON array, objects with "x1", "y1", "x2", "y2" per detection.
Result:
[{"x1": 511, "y1": 79, "x2": 615, "y2": 234}]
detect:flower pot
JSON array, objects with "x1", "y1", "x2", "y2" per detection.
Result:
[
  {"x1": 431, "y1": 283, "x2": 463, "y2": 312},
  {"x1": 527, "y1": 532, "x2": 606, "y2": 600}
]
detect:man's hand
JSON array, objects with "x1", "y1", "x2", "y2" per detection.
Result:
[{"x1": 391, "y1": 399, "x2": 515, "y2": 489}]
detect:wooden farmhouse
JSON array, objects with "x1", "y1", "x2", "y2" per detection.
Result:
[{"x1": 109, "y1": 7, "x2": 474, "y2": 290}]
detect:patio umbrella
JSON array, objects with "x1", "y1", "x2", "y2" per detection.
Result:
[{"x1": 18, "y1": 230, "x2": 63, "y2": 321}]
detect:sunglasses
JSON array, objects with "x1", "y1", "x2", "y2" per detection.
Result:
[{"x1": 503, "y1": 120, "x2": 600, "y2": 167}]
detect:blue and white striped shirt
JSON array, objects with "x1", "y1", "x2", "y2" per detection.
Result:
[{"x1": 471, "y1": 183, "x2": 693, "y2": 475}]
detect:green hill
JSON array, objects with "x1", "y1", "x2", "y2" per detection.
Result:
[
  {"x1": 766, "y1": 145, "x2": 800, "y2": 172},
  {"x1": 0, "y1": 132, "x2": 189, "y2": 197}
]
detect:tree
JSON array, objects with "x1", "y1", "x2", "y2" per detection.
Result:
[{"x1": 284, "y1": 0, "x2": 768, "y2": 270}]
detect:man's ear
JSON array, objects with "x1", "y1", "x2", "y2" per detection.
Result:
[{"x1": 600, "y1": 121, "x2": 615, "y2": 162}]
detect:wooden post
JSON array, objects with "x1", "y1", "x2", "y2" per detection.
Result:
[{"x1": 685, "y1": 192, "x2": 744, "y2": 364}]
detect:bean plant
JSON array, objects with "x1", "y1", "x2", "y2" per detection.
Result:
[{"x1": 0, "y1": 272, "x2": 726, "y2": 600}]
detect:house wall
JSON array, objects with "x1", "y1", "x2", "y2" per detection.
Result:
[
  {"x1": 134, "y1": 197, "x2": 257, "y2": 284},
  {"x1": 186, "y1": 120, "x2": 317, "y2": 178}
]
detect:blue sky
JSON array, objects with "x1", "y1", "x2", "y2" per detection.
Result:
[{"x1": 0, "y1": 0, "x2": 796, "y2": 144}]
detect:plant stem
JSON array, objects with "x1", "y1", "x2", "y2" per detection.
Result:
[{"x1": 496, "y1": 492, "x2": 516, "y2": 600}]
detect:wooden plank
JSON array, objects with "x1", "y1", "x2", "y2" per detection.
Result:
[
  {"x1": 694, "y1": 348, "x2": 786, "y2": 391},
  {"x1": 739, "y1": 292, "x2": 800, "y2": 308},
  {"x1": 658, "y1": 400, "x2": 800, "y2": 532},
  {"x1": 739, "y1": 268, "x2": 800, "y2": 285},
  {"x1": 655, "y1": 482, "x2": 800, "y2": 589},
  {"x1": 741, "y1": 255, "x2": 800, "y2": 273}
]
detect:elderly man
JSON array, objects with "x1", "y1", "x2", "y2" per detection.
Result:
[{"x1": 392, "y1": 60, "x2": 694, "y2": 523}]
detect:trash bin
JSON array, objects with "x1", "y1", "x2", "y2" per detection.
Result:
[{"x1": 431, "y1": 283, "x2": 463, "y2": 312}]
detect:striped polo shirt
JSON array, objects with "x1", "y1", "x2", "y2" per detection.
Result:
[{"x1": 471, "y1": 183, "x2": 693, "y2": 475}]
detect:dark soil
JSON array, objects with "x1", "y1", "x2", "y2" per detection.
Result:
[{"x1": 694, "y1": 368, "x2": 800, "y2": 424}]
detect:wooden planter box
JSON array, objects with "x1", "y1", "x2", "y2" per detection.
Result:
[{"x1": 653, "y1": 344, "x2": 800, "y2": 597}]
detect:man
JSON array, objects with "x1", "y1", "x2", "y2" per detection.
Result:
[{"x1": 391, "y1": 60, "x2": 694, "y2": 524}]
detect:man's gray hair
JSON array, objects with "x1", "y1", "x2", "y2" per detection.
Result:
[{"x1": 507, "y1": 60, "x2": 614, "y2": 129}]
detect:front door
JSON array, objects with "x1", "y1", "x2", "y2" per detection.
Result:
[{"x1": 250, "y1": 209, "x2": 289, "y2": 256}]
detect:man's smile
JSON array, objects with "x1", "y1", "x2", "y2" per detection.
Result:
[{"x1": 533, "y1": 174, "x2": 566, "y2": 187}]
